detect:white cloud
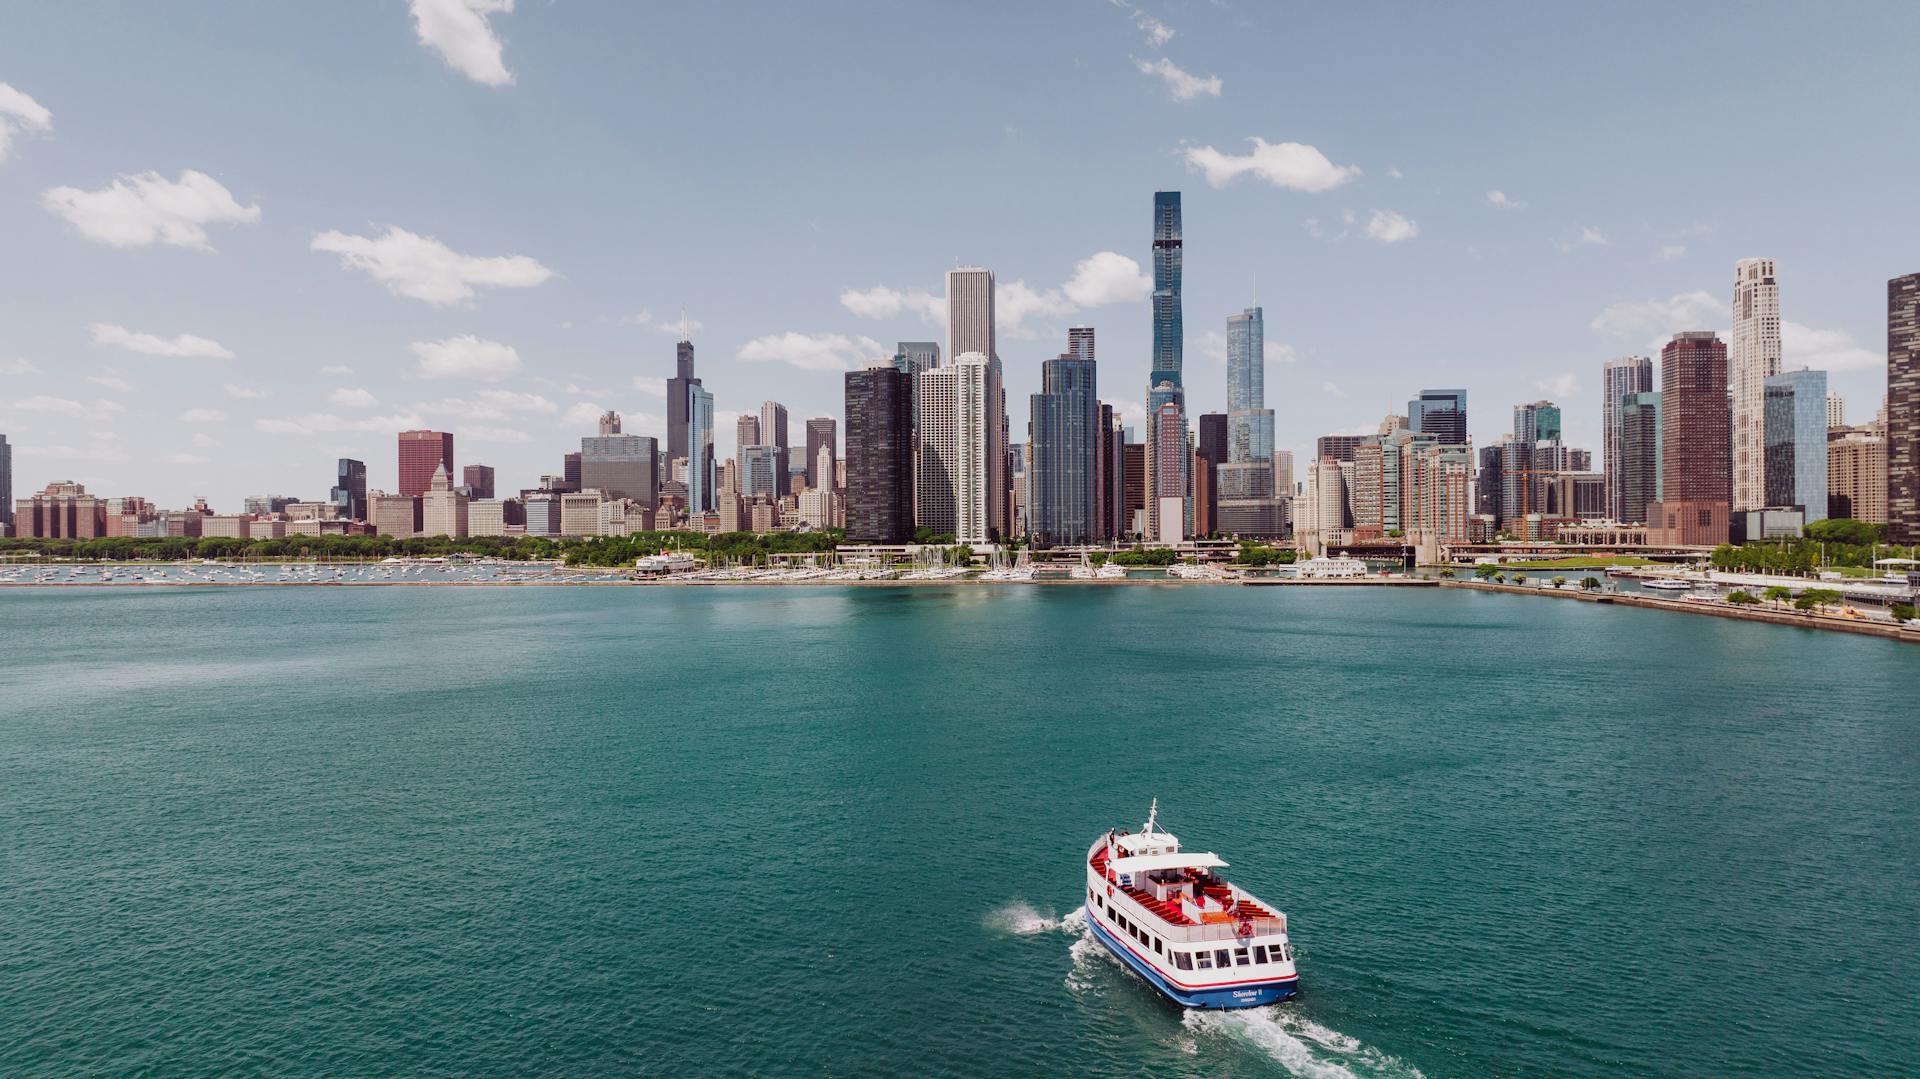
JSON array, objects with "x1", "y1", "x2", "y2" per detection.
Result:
[
  {"x1": 4, "y1": 395, "x2": 126, "y2": 419},
  {"x1": 620, "y1": 308, "x2": 705, "y2": 337},
  {"x1": 0, "y1": 82, "x2": 53, "y2": 163},
  {"x1": 190, "y1": 433, "x2": 221, "y2": 448},
  {"x1": 224, "y1": 383, "x2": 271, "y2": 399},
  {"x1": 1655, "y1": 244, "x2": 1687, "y2": 262},
  {"x1": 1133, "y1": 57, "x2": 1221, "y2": 101},
  {"x1": 475, "y1": 388, "x2": 557, "y2": 413},
  {"x1": 562, "y1": 401, "x2": 607, "y2": 429},
  {"x1": 90, "y1": 322, "x2": 234, "y2": 359},
  {"x1": 42, "y1": 170, "x2": 260, "y2": 251},
  {"x1": 1485, "y1": 189, "x2": 1525, "y2": 209},
  {"x1": 255, "y1": 412, "x2": 425, "y2": 436},
  {"x1": 311, "y1": 225, "x2": 552, "y2": 306},
  {"x1": 1, "y1": 357, "x2": 41, "y2": 375},
  {"x1": 1387, "y1": 167, "x2": 1404, "y2": 180},
  {"x1": 410, "y1": 334, "x2": 521, "y2": 380},
  {"x1": 1590, "y1": 290, "x2": 1727, "y2": 336},
  {"x1": 839, "y1": 284, "x2": 945, "y2": 323},
  {"x1": 1198, "y1": 330, "x2": 1227, "y2": 364},
  {"x1": 844, "y1": 253, "x2": 1150, "y2": 341},
  {"x1": 1181, "y1": 138, "x2": 1360, "y2": 192},
  {"x1": 178, "y1": 408, "x2": 226, "y2": 423},
  {"x1": 1268, "y1": 341, "x2": 1299, "y2": 364},
  {"x1": 408, "y1": 0, "x2": 515, "y2": 87},
  {"x1": 633, "y1": 375, "x2": 667, "y2": 396},
  {"x1": 164, "y1": 452, "x2": 211, "y2": 465},
  {"x1": 1536, "y1": 373, "x2": 1580, "y2": 398},
  {"x1": 319, "y1": 364, "x2": 355, "y2": 376},
  {"x1": 328, "y1": 387, "x2": 378, "y2": 408},
  {"x1": 737, "y1": 332, "x2": 888, "y2": 372},
  {"x1": 1365, "y1": 209, "x2": 1418, "y2": 244},
  {"x1": 1557, "y1": 226, "x2": 1610, "y2": 251},
  {"x1": 1783, "y1": 322, "x2": 1882, "y2": 372},
  {"x1": 1136, "y1": 13, "x2": 1174, "y2": 46},
  {"x1": 1062, "y1": 251, "x2": 1152, "y2": 306},
  {"x1": 86, "y1": 373, "x2": 134, "y2": 392},
  {"x1": 1322, "y1": 381, "x2": 1347, "y2": 399},
  {"x1": 460, "y1": 425, "x2": 532, "y2": 443}
]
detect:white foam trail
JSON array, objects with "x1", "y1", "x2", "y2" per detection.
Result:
[
  {"x1": 1058, "y1": 905, "x2": 1087, "y2": 933},
  {"x1": 1184, "y1": 1009, "x2": 1424, "y2": 1079},
  {"x1": 983, "y1": 899, "x2": 1062, "y2": 936}
]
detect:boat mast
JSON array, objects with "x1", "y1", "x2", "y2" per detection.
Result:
[{"x1": 1142, "y1": 797, "x2": 1159, "y2": 836}]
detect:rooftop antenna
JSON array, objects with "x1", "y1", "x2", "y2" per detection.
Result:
[
  {"x1": 1252, "y1": 270, "x2": 1258, "y2": 309},
  {"x1": 680, "y1": 307, "x2": 689, "y2": 342}
]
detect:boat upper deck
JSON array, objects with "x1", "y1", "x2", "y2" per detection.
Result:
[{"x1": 1089, "y1": 842, "x2": 1285, "y2": 935}]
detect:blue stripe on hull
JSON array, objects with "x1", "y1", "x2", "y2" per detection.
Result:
[{"x1": 1087, "y1": 916, "x2": 1298, "y2": 1009}]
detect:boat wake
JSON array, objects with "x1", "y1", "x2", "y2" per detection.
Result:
[
  {"x1": 983, "y1": 899, "x2": 1067, "y2": 936},
  {"x1": 1183, "y1": 1009, "x2": 1425, "y2": 1079}
]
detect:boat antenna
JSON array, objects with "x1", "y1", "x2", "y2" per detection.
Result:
[{"x1": 1143, "y1": 797, "x2": 1159, "y2": 836}]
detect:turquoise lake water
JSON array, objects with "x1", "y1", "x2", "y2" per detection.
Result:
[{"x1": 3, "y1": 585, "x2": 1915, "y2": 1077}]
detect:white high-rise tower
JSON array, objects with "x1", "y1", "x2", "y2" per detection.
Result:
[{"x1": 1730, "y1": 258, "x2": 1781, "y2": 511}]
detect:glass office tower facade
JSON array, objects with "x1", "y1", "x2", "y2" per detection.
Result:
[{"x1": 1763, "y1": 368, "x2": 1828, "y2": 522}]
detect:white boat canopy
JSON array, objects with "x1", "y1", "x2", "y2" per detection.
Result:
[
  {"x1": 1110, "y1": 851, "x2": 1228, "y2": 875},
  {"x1": 1115, "y1": 830, "x2": 1181, "y2": 853}
]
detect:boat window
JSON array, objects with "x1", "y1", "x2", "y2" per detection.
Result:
[
  {"x1": 1234, "y1": 948, "x2": 1251, "y2": 966},
  {"x1": 1152, "y1": 938, "x2": 1162, "y2": 954},
  {"x1": 1174, "y1": 951, "x2": 1193, "y2": 971},
  {"x1": 1253, "y1": 946, "x2": 1268, "y2": 963},
  {"x1": 1215, "y1": 949, "x2": 1232, "y2": 968},
  {"x1": 1095, "y1": 894, "x2": 1103, "y2": 908},
  {"x1": 1196, "y1": 953, "x2": 1213, "y2": 969}
]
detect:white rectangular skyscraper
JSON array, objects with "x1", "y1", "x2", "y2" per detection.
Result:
[{"x1": 1730, "y1": 258, "x2": 1782, "y2": 511}]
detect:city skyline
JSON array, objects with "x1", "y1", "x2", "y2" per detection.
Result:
[{"x1": 2, "y1": 4, "x2": 1915, "y2": 508}]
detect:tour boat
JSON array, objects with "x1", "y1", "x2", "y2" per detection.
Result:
[
  {"x1": 1642, "y1": 578, "x2": 1694, "y2": 592},
  {"x1": 1084, "y1": 801, "x2": 1298, "y2": 1009}
]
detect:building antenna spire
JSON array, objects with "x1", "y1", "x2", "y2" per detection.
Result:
[
  {"x1": 1252, "y1": 270, "x2": 1258, "y2": 308},
  {"x1": 681, "y1": 306, "x2": 689, "y2": 342}
]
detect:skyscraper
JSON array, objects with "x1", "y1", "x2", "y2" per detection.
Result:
[
  {"x1": 893, "y1": 341, "x2": 939, "y2": 376},
  {"x1": 946, "y1": 268, "x2": 995, "y2": 363},
  {"x1": 1730, "y1": 258, "x2": 1782, "y2": 512},
  {"x1": 736, "y1": 414, "x2": 761, "y2": 454},
  {"x1": 845, "y1": 366, "x2": 914, "y2": 543},
  {"x1": 1316, "y1": 434, "x2": 1365, "y2": 463},
  {"x1": 1890, "y1": 272, "x2": 1920, "y2": 544},
  {"x1": 1827, "y1": 392, "x2": 1846, "y2": 430},
  {"x1": 805, "y1": 417, "x2": 837, "y2": 488},
  {"x1": 1602, "y1": 356, "x2": 1655, "y2": 520},
  {"x1": 740, "y1": 446, "x2": 782, "y2": 500},
  {"x1": 1145, "y1": 191, "x2": 1189, "y2": 536},
  {"x1": 1648, "y1": 331, "x2": 1731, "y2": 545},
  {"x1": 1764, "y1": 369, "x2": 1827, "y2": 523},
  {"x1": 759, "y1": 400, "x2": 790, "y2": 487},
  {"x1": 686, "y1": 383, "x2": 715, "y2": 513},
  {"x1": 1889, "y1": 270, "x2": 1920, "y2": 537},
  {"x1": 598, "y1": 410, "x2": 621, "y2": 436},
  {"x1": 1067, "y1": 326, "x2": 1095, "y2": 363},
  {"x1": 461, "y1": 464, "x2": 494, "y2": 500},
  {"x1": 332, "y1": 457, "x2": 367, "y2": 521},
  {"x1": 1618, "y1": 392, "x2": 1662, "y2": 524},
  {"x1": 1227, "y1": 307, "x2": 1277, "y2": 466},
  {"x1": 582, "y1": 434, "x2": 659, "y2": 504},
  {"x1": 397, "y1": 430, "x2": 453, "y2": 498},
  {"x1": 1097, "y1": 403, "x2": 1125, "y2": 540},
  {"x1": 1407, "y1": 389, "x2": 1468, "y2": 446},
  {"x1": 1028, "y1": 344, "x2": 1098, "y2": 546},
  {"x1": 0, "y1": 433, "x2": 11, "y2": 536},
  {"x1": 914, "y1": 364, "x2": 958, "y2": 535},
  {"x1": 1196, "y1": 411, "x2": 1228, "y2": 531},
  {"x1": 667, "y1": 337, "x2": 697, "y2": 469},
  {"x1": 1503, "y1": 401, "x2": 1561, "y2": 523},
  {"x1": 952, "y1": 352, "x2": 994, "y2": 544}
]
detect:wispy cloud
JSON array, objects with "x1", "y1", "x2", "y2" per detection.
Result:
[
  {"x1": 408, "y1": 0, "x2": 515, "y2": 87},
  {"x1": 1485, "y1": 189, "x2": 1525, "y2": 209},
  {"x1": 0, "y1": 82, "x2": 53, "y2": 163},
  {"x1": 1133, "y1": 57, "x2": 1220, "y2": 101},
  {"x1": 737, "y1": 332, "x2": 888, "y2": 372},
  {"x1": 90, "y1": 322, "x2": 234, "y2": 359},
  {"x1": 311, "y1": 225, "x2": 552, "y2": 306},
  {"x1": 43, "y1": 170, "x2": 260, "y2": 251},
  {"x1": 1365, "y1": 209, "x2": 1418, "y2": 244},
  {"x1": 1181, "y1": 138, "x2": 1360, "y2": 192},
  {"x1": 410, "y1": 334, "x2": 522, "y2": 381}
]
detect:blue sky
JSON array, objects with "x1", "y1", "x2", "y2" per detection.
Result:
[{"x1": 2, "y1": 0, "x2": 1915, "y2": 508}]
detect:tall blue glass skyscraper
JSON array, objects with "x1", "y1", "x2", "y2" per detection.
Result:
[
  {"x1": 1029, "y1": 342, "x2": 1099, "y2": 546},
  {"x1": 686, "y1": 383, "x2": 715, "y2": 513},
  {"x1": 1146, "y1": 191, "x2": 1190, "y2": 536},
  {"x1": 1764, "y1": 368, "x2": 1828, "y2": 522},
  {"x1": 1407, "y1": 389, "x2": 1468, "y2": 445}
]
